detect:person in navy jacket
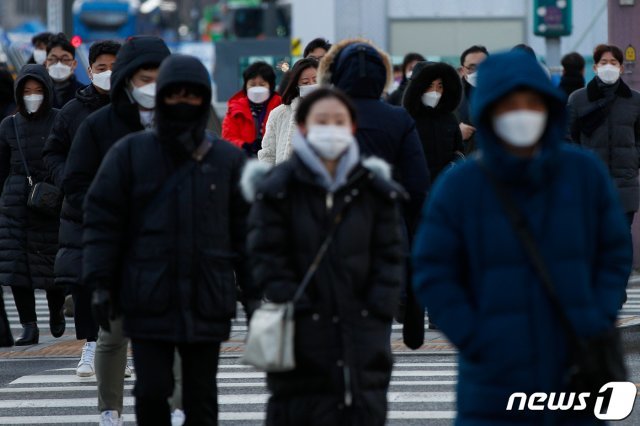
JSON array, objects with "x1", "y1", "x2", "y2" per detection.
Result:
[{"x1": 412, "y1": 50, "x2": 631, "y2": 425}]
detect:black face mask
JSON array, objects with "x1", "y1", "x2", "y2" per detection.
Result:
[{"x1": 157, "y1": 102, "x2": 207, "y2": 158}]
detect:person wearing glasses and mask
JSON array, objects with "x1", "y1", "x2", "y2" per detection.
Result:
[
  {"x1": 43, "y1": 40, "x2": 121, "y2": 379},
  {"x1": 45, "y1": 33, "x2": 83, "y2": 109},
  {"x1": 455, "y1": 45, "x2": 489, "y2": 154}
]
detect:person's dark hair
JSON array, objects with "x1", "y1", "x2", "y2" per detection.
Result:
[
  {"x1": 561, "y1": 52, "x2": 585, "y2": 74},
  {"x1": 512, "y1": 44, "x2": 536, "y2": 57},
  {"x1": 89, "y1": 40, "x2": 121, "y2": 65},
  {"x1": 460, "y1": 45, "x2": 489, "y2": 66},
  {"x1": 46, "y1": 32, "x2": 75, "y2": 57},
  {"x1": 281, "y1": 58, "x2": 319, "y2": 105},
  {"x1": 295, "y1": 87, "x2": 357, "y2": 126},
  {"x1": 242, "y1": 61, "x2": 276, "y2": 92},
  {"x1": 31, "y1": 32, "x2": 53, "y2": 47},
  {"x1": 594, "y1": 44, "x2": 624, "y2": 64},
  {"x1": 303, "y1": 38, "x2": 331, "y2": 58},
  {"x1": 402, "y1": 52, "x2": 426, "y2": 75}
]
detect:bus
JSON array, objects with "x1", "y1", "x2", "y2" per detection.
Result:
[{"x1": 72, "y1": 0, "x2": 139, "y2": 43}]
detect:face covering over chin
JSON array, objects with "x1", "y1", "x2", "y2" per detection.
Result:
[{"x1": 157, "y1": 103, "x2": 206, "y2": 155}]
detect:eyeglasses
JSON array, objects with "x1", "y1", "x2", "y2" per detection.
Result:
[
  {"x1": 46, "y1": 56, "x2": 74, "y2": 66},
  {"x1": 463, "y1": 64, "x2": 478, "y2": 73}
]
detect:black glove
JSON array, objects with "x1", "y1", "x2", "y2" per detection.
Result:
[{"x1": 91, "y1": 288, "x2": 113, "y2": 333}]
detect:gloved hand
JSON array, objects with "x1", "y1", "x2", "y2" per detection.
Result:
[{"x1": 91, "y1": 288, "x2": 113, "y2": 333}]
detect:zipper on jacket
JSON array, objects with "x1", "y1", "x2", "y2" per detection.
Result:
[
  {"x1": 326, "y1": 192, "x2": 333, "y2": 211},
  {"x1": 343, "y1": 365, "x2": 353, "y2": 407}
]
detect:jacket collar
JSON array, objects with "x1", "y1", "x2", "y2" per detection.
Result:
[{"x1": 587, "y1": 77, "x2": 632, "y2": 102}]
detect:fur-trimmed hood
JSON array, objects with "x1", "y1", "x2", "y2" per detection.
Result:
[
  {"x1": 318, "y1": 38, "x2": 393, "y2": 99},
  {"x1": 403, "y1": 61, "x2": 462, "y2": 117},
  {"x1": 241, "y1": 156, "x2": 396, "y2": 203}
]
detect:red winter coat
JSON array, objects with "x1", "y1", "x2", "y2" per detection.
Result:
[{"x1": 222, "y1": 91, "x2": 282, "y2": 148}]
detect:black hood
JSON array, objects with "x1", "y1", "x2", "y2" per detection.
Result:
[
  {"x1": 403, "y1": 61, "x2": 462, "y2": 117},
  {"x1": 75, "y1": 84, "x2": 110, "y2": 110},
  {"x1": 15, "y1": 64, "x2": 54, "y2": 119},
  {"x1": 155, "y1": 54, "x2": 211, "y2": 157},
  {"x1": 110, "y1": 36, "x2": 170, "y2": 106}
]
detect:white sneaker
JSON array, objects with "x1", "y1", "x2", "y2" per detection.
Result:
[
  {"x1": 124, "y1": 362, "x2": 133, "y2": 378},
  {"x1": 99, "y1": 410, "x2": 123, "y2": 426},
  {"x1": 76, "y1": 341, "x2": 96, "y2": 377},
  {"x1": 171, "y1": 409, "x2": 185, "y2": 426}
]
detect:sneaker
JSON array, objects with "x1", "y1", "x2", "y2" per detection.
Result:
[
  {"x1": 171, "y1": 409, "x2": 185, "y2": 426},
  {"x1": 76, "y1": 341, "x2": 96, "y2": 377},
  {"x1": 124, "y1": 362, "x2": 133, "y2": 378},
  {"x1": 99, "y1": 410, "x2": 123, "y2": 426}
]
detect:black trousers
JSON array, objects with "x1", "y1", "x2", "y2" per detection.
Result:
[
  {"x1": 131, "y1": 339, "x2": 221, "y2": 426},
  {"x1": 71, "y1": 285, "x2": 98, "y2": 341},
  {"x1": 10, "y1": 286, "x2": 65, "y2": 325}
]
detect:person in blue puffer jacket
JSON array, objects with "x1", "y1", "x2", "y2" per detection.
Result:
[{"x1": 412, "y1": 50, "x2": 631, "y2": 425}]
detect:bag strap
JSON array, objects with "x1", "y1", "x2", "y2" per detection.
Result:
[
  {"x1": 477, "y1": 159, "x2": 584, "y2": 351},
  {"x1": 139, "y1": 135, "x2": 214, "y2": 219},
  {"x1": 12, "y1": 116, "x2": 33, "y2": 187}
]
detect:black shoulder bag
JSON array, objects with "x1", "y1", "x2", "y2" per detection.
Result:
[
  {"x1": 13, "y1": 116, "x2": 62, "y2": 217},
  {"x1": 478, "y1": 161, "x2": 627, "y2": 396}
]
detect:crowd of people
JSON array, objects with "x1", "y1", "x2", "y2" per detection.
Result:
[{"x1": 0, "y1": 30, "x2": 636, "y2": 425}]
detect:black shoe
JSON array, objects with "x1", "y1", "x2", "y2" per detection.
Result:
[
  {"x1": 14, "y1": 322, "x2": 39, "y2": 346},
  {"x1": 50, "y1": 308, "x2": 66, "y2": 338}
]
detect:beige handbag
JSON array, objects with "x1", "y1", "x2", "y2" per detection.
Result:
[{"x1": 242, "y1": 211, "x2": 345, "y2": 372}]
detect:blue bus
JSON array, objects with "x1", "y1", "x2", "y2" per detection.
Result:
[{"x1": 72, "y1": 0, "x2": 138, "y2": 43}]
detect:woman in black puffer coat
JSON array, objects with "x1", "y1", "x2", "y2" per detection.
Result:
[
  {"x1": 244, "y1": 88, "x2": 405, "y2": 426},
  {"x1": 0, "y1": 64, "x2": 63, "y2": 345},
  {"x1": 403, "y1": 61, "x2": 465, "y2": 182}
]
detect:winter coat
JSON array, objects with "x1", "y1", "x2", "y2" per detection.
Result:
[
  {"x1": 222, "y1": 90, "x2": 282, "y2": 149},
  {"x1": 83, "y1": 54, "x2": 257, "y2": 343},
  {"x1": 455, "y1": 79, "x2": 477, "y2": 154},
  {"x1": 403, "y1": 62, "x2": 464, "y2": 181},
  {"x1": 386, "y1": 78, "x2": 408, "y2": 106},
  {"x1": 51, "y1": 75, "x2": 84, "y2": 109},
  {"x1": 0, "y1": 65, "x2": 59, "y2": 290},
  {"x1": 258, "y1": 97, "x2": 299, "y2": 165},
  {"x1": 43, "y1": 84, "x2": 110, "y2": 286},
  {"x1": 567, "y1": 77, "x2": 640, "y2": 213},
  {"x1": 559, "y1": 72, "x2": 584, "y2": 98},
  {"x1": 245, "y1": 154, "x2": 405, "y2": 426},
  {"x1": 318, "y1": 38, "x2": 430, "y2": 234},
  {"x1": 63, "y1": 35, "x2": 170, "y2": 242},
  {"x1": 412, "y1": 51, "x2": 631, "y2": 425}
]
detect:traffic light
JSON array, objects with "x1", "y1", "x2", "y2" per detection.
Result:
[{"x1": 533, "y1": 0, "x2": 572, "y2": 37}]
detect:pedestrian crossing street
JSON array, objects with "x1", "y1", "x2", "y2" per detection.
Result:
[{"x1": 0, "y1": 355, "x2": 458, "y2": 425}]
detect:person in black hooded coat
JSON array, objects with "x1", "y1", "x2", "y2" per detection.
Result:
[
  {"x1": 62, "y1": 35, "x2": 170, "y2": 421},
  {"x1": 0, "y1": 64, "x2": 64, "y2": 345},
  {"x1": 83, "y1": 54, "x2": 258, "y2": 425},
  {"x1": 403, "y1": 61, "x2": 464, "y2": 182}
]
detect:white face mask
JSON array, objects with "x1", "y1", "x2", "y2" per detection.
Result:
[
  {"x1": 247, "y1": 86, "x2": 270, "y2": 104},
  {"x1": 493, "y1": 110, "x2": 548, "y2": 148},
  {"x1": 48, "y1": 62, "x2": 73, "y2": 82},
  {"x1": 597, "y1": 64, "x2": 621, "y2": 85},
  {"x1": 466, "y1": 72, "x2": 478, "y2": 87},
  {"x1": 23, "y1": 94, "x2": 44, "y2": 114},
  {"x1": 405, "y1": 71, "x2": 413, "y2": 80},
  {"x1": 33, "y1": 49, "x2": 47, "y2": 65},
  {"x1": 130, "y1": 82, "x2": 156, "y2": 109},
  {"x1": 299, "y1": 83, "x2": 319, "y2": 98},
  {"x1": 421, "y1": 91, "x2": 442, "y2": 108},
  {"x1": 306, "y1": 125, "x2": 355, "y2": 160},
  {"x1": 92, "y1": 70, "x2": 112, "y2": 92}
]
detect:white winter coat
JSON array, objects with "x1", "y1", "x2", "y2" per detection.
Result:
[{"x1": 258, "y1": 97, "x2": 300, "y2": 165}]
